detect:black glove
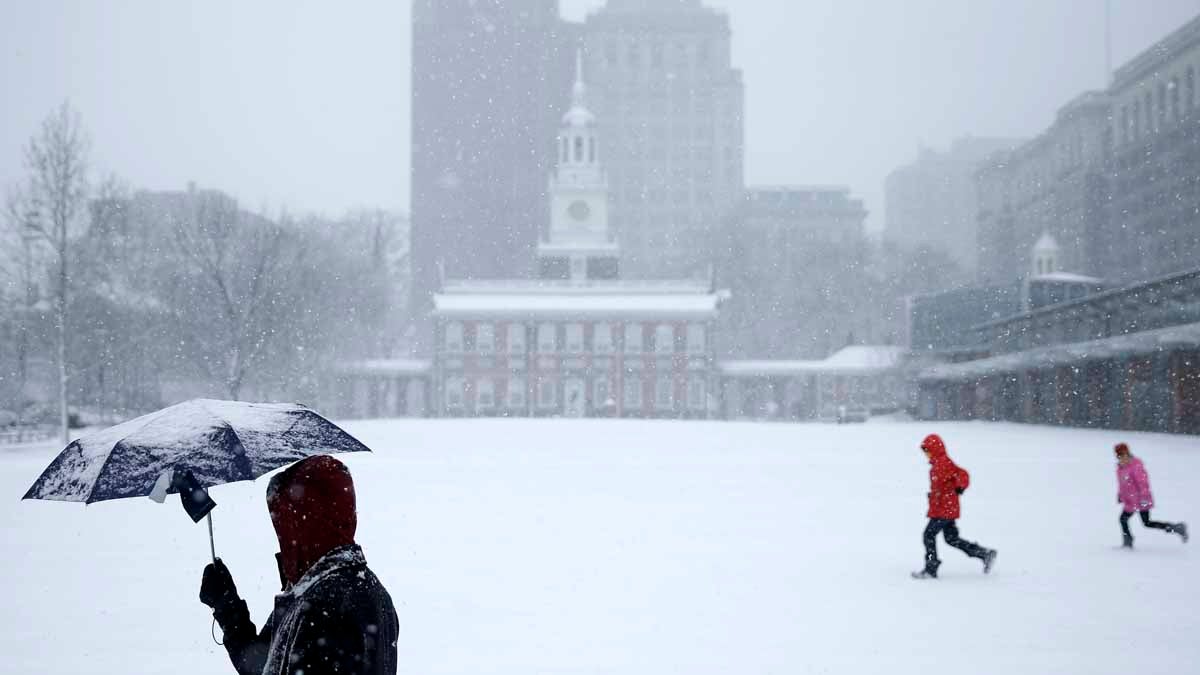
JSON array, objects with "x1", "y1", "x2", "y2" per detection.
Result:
[
  {"x1": 955, "y1": 487, "x2": 965, "y2": 495},
  {"x1": 200, "y1": 558, "x2": 239, "y2": 609},
  {"x1": 1117, "y1": 494, "x2": 1122, "y2": 504}
]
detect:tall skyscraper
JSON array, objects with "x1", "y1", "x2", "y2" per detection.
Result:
[
  {"x1": 582, "y1": 0, "x2": 744, "y2": 279},
  {"x1": 410, "y1": 1, "x2": 575, "y2": 324}
]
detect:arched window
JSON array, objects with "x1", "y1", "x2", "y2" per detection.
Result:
[
  {"x1": 1186, "y1": 66, "x2": 1195, "y2": 111},
  {"x1": 574, "y1": 136, "x2": 584, "y2": 162},
  {"x1": 1170, "y1": 77, "x2": 1180, "y2": 120}
]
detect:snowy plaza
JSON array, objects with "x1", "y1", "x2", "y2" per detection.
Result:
[{"x1": 4, "y1": 418, "x2": 1198, "y2": 674}]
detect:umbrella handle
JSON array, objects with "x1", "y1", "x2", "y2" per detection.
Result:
[{"x1": 207, "y1": 512, "x2": 216, "y2": 563}]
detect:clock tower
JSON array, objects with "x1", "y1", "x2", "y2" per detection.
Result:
[{"x1": 539, "y1": 50, "x2": 618, "y2": 282}]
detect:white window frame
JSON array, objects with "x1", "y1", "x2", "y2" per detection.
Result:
[
  {"x1": 538, "y1": 323, "x2": 557, "y2": 353},
  {"x1": 655, "y1": 324, "x2": 675, "y2": 354},
  {"x1": 507, "y1": 377, "x2": 526, "y2": 409},
  {"x1": 444, "y1": 377, "x2": 465, "y2": 409},
  {"x1": 476, "y1": 323, "x2": 495, "y2": 354},
  {"x1": 565, "y1": 323, "x2": 585, "y2": 354},
  {"x1": 687, "y1": 377, "x2": 706, "y2": 411},
  {"x1": 624, "y1": 323, "x2": 643, "y2": 354},
  {"x1": 538, "y1": 379, "x2": 558, "y2": 408},
  {"x1": 594, "y1": 323, "x2": 614, "y2": 354},
  {"x1": 507, "y1": 323, "x2": 526, "y2": 355},
  {"x1": 444, "y1": 322, "x2": 464, "y2": 353},
  {"x1": 686, "y1": 324, "x2": 706, "y2": 355},
  {"x1": 623, "y1": 375, "x2": 642, "y2": 409},
  {"x1": 655, "y1": 376, "x2": 674, "y2": 410},
  {"x1": 476, "y1": 378, "x2": 495, "y2": 410}
]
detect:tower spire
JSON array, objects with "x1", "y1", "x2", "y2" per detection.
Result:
[{"x1": 572, "y1": 48, "x2": 586, "y2": 108}]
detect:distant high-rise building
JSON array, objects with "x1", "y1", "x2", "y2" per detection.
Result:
[
  {"x1": 581, "y1": 0, "x2": 744, "y2": 279},
  {"x1": 722, "y1": 186, "x2": 870, "y2": 358},
  {"x1": 974, "y1": 13, "x2": 1200, "y2": 287},
  {"x1": 884, "y1": 137, "x2": 1023, "y2": 274},
  {"x1": 410, "y1": 1, "x2": 575, "y2": 326},
  {"x1": 974, "y1": 92, "x2": 1111, "y2": 286},
  {"x1": 1105, "y1": 14, "x2": 1200, "y2": 284}
]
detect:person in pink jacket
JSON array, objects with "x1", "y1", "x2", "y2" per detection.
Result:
[{"x1": 1115, "y1": 443, "x2": 1188, "y2": 548}]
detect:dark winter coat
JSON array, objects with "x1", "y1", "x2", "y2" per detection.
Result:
[
  {"x1": 213, "y1": 544, "x2": 398, "y2": 675},
  {"x1": 922, "y1": 434, "x2": 970, "y2": 520}
]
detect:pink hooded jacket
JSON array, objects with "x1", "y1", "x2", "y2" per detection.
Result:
[{"x1": 1117, "y1": 456, "x2": 1154, "y2": 513}]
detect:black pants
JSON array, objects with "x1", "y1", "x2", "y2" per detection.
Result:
[
  {"x1": 924, "y1": 518, "x2": 988, "y2": 564},
  {"x1": 1119, "y1": 510, "x2": 1175, "y2": 538}
]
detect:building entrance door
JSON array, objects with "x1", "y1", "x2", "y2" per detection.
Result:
[{"x1": 564, "y1": 378, "x2": 586, "y2": 417}]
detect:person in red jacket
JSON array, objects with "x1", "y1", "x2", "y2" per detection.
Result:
[{"x1": 912, "y1": 434, "x2": 998, "y2": 579}]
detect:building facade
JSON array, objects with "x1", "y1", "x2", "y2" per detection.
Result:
[
  {"x1": 918, "y1": 267, "x2": 1200, "y2": 435},
  {"x1": 975, "y1": 13, "x2": 1200, "y2": 288},
  {"x1": 1105, "y1": 14, "x2": 1200, "y2": 284},
  {"x1": 430, "y1": 57, "x2": 727, "y2": 419},
  {"x1": 720, "y1": 346, "x2": 907, "y2": 421},
  {"x1": 974, "y1": 92, "x2": 1111, "y2": 286},
  {"x1": 410, "y1": 0, "x2": 576, "y2": 331},
  {"x1": 721, "y1": 186, "x2": 870, "y2": 358},
  {"x1": 581, "y1": 0, "x2": 744, "y2": 279},
  {"x1": 884, "y1": 137, "x2": 1023, "y2": 274}
]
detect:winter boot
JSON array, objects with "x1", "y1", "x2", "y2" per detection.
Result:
[
  {"x1": 911, "y1": 558, "x2": 941, "y2": 579},
  {"x1": 1122, "y1": 533, "x2": 1134, "y2": 549},
  {"x1": 982, "y1": 549, "x2": 998, "y2": 574},
  {"x1": 1178, "y1": 522, "x2": 1188, "y2": 544}
]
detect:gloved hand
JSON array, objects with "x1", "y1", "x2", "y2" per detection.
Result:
[
  {"x1": 200, "y1": 558, "x2": 239, "y2": 609},
  {"x1": 955, "y1": 487, "x2": 965, "y2": 495}
]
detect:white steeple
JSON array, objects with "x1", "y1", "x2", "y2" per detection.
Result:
[
  {"x1": 1031, "y1": 231, "x2": 1060, "y2": 277},
  {"x1": 541, "y1": 48, "x2": 617, "y2": 282}
]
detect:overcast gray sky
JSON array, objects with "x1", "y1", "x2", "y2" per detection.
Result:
[{"x1": 2, "y1": 1, "x2": 1198, "y2": 230}]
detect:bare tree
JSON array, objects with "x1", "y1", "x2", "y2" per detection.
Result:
[
  {"x1": 23, "y1": 102, "x2": 90, "y2": 443},
  {"x1": 1, "y1": 185, "x2": 50, "y2": 418},
  {"x1": 170, "y1": 194, "x2": 298, "y2": 400}
]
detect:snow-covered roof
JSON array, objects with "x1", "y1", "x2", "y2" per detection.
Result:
[
  {"x1": 822, "y1": 345, "x2": 906, "y2": 369},
  {"x1": 434, "y1": 291, "x2": 722, "y2": 319},
  {"x1": 720, "y1": 345, "x2": 906, "y2": 378},
  {"x1": 1029, "y1": 271, "x2": 1103, "y2": 284},
  {"x1": 920, "y1": 321, "x2": 1200, "y2": 381},
  {"x1": 440, "y1": 279, "x2": 713, "y2": 295},
  {"x1": 331, "y1": 359, "x2": 432, "y2": 376}
]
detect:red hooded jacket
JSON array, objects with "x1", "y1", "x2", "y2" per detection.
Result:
[{"x1": 922, "y1": 434, "x2": 970, "y2": 519}]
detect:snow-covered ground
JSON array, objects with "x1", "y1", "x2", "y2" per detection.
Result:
[{"x1": 3, "y1": 420, "x2": 1198, "y2": 674}]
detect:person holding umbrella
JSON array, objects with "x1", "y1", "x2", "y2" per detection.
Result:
[
  {"x1": 199, "y1": 454, "x2": 398, "y2": 675},
  {"x1": 1114, "y1": 442, "x2": 1188, "y2": 549},
  {"x1": 912, "y1": 433, "x2": 998, "y2": 579},
  {"x1": 24, "y1": 399, "x2": 397, "y2": 675}
]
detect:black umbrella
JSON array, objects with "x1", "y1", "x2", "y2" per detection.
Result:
[{"x1": 23, "y1": 398, "x2": 372, "y2": 559}]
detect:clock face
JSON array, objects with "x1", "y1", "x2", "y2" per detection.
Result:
[{"x1": 568, "y1": 200, "x2": 591, "y2": 222}]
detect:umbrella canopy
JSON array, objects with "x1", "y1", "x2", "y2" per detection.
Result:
[{"x1": 23, "y1": 399, "x2": 371, "y2": 504}]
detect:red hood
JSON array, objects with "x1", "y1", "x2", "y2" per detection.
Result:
[
  {"x1": 267, "y1": 454, "x2": 357, "y2": 586},
  {"x1": 921, "y1": 433, "x2": 948, "y2": 461}
]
